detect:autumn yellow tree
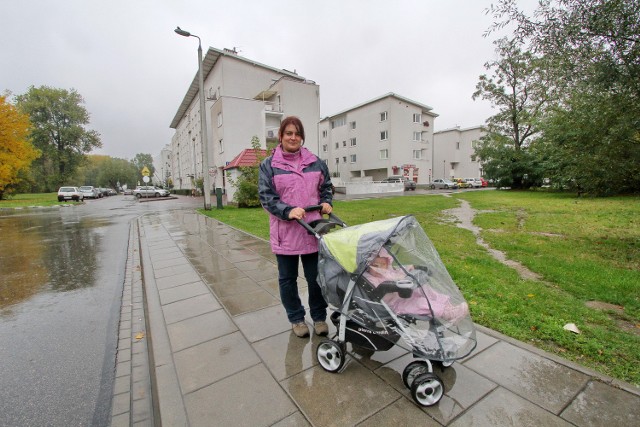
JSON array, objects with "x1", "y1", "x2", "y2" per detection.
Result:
[{"x1": 0, "y1": 95, "x2": 40, "y2": 199}]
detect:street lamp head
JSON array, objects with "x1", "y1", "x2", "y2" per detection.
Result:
[{"x1": 174, "y1": 26, "x2": 191, "y2": 37}]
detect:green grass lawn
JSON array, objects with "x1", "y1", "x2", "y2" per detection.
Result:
[
  {"x1": 200, "y1": 191, "x2": 640, "y2": 386},
  {"x1": 0, "y1": 192, "x2": 73, "y2": 208}
]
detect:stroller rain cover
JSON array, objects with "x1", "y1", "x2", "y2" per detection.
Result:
[{"x1": 318, "y1": 215, "x2": 476, "y2": 362}]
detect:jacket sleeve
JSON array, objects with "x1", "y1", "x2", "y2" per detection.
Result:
[
  {"x1": 258, "y1": 157, "x2": 293, "y2": 220},
  {"x1": 318, "y1": 160, "x2": 334, "y2": 205}
]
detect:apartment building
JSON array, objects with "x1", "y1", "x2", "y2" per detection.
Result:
[
  {"x1": 433, "y1": 126, "x2": 485, "y2": 180},
  {"x1": 318, "y1": 93, "x2": 438, "y2": 185},
  {"x1": 152, "y1": 144, "x2": 171, "y2": 187},
  {"x1": 169, "y1": 47, "x2": 320, "y2": 195}
]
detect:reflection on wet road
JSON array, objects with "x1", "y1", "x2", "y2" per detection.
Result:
[{"x1": 0, "y1": 196, "x2": 200, "y2": 426}]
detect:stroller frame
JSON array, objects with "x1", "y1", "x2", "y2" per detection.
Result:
[{"x1": 297, "y1": 208, "x2": 474, "y2": 407}]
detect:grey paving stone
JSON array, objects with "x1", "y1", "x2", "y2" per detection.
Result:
[
  {"x1": 159, "y1": 281, "x2": 209, "y2": 305},
  {"x1": 174, "y1": 330, "x2": 261, "y2": 394},
  {"x1": 184, "y1": 364, "x2": 296, "y2": 427},
  {"x1": 463, "y1": 340, "x2": 589, "y2": 414},
  {"x1": 560, "y1": 379, "x2": 640, "y2": 426},
  {"x1": 154, "y1": 270, "x2": 202, "y2": 290},
  {"x1": 167, "y1": 309, "x2": 238, "y2": 352},
  {"x1": 449, "y1": 387, "x2": 573, "y2": 426},
  {"x1": 281, "y1": 363, "x2": 400, "y2": 427},
  {"x1": 162, "y1": 293, "x2": 221, "y2": 324}
]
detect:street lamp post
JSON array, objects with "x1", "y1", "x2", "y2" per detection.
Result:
[{"x1": 175, "y1": 26, "x2": 212, "y2": 210}]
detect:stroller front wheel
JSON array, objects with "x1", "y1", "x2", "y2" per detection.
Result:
[
  {"x1": 316, "y1": 339, "x2": 346, "y2": 373},
  {"x1": 411, "y1": 373, "x2": 444, "y2": 407},
  {"x1": 402, "y1": 360, "x2": 432, "y2": 389}
]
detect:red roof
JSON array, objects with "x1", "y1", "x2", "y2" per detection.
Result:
[{"x1": 223, "y1": 149, "x2": 268, "y2": 170}]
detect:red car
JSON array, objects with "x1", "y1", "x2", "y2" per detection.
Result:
[{"x1": 480, "y1": 178, "x2": 488, "y2": 187}]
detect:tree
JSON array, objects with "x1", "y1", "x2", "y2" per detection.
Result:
[
  {"x1": 131, "y1": 153, "x2": 155, "y2": 184},
  {"x1": 97, "y1": 157, "x2": 139, "y2": 191},
  {"x1": 472, "y1": 37, "x2": 551, "y2": 188},
  {"x1": 14, "y1": 86, "x2": 101, "y2": 192},
  {"x1": 232, "y1": 136, "x2": 266, "y2": 208},
  {"x1": 486, "y1": 0, "x2": 640, "y2": 195},
  {"x1": 0, "y1": 95, "x2": 40, "y2": 199}
]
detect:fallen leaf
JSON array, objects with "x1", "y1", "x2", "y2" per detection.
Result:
[
  {"x1": 563, "y1": 323, "x2": 581, "y2": 334},
  {"x1": 527, "y1": 294, "x2": 535, "y2": 298},
  {"x1": 135, "y1": 332, "x2": 145, "y2": 340}
]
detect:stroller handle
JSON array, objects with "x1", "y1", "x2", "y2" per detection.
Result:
[{"x1": 295, "y1": 205, "x2": 346, "y2": 238}]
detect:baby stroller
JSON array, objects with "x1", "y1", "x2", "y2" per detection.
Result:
[{"x1": 297, "y1": 209, "x2": 477, "y2": 407}]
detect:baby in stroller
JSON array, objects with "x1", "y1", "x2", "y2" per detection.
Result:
[{"x1": 363, "y1": 247, "x2": 470, "y2": 324}]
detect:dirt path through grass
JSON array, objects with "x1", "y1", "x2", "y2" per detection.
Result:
[{"x1": 443, "y1": 197, "x2": 543, "y2": 281}]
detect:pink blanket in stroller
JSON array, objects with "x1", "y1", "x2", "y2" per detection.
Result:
[{"x1": 363, "y1": 249, "x2": 469, "y2": 323}]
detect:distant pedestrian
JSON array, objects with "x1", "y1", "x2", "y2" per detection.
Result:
[{"x1": 258, "y1": 116, "x2": 333, "y2": 338}]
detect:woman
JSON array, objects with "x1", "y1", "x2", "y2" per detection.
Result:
[{"x1": 258, "y1": 116, "x2": 333, "y2": 337}]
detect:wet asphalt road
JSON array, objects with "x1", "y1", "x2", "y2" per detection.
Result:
[{"x1": 0, "y1": 194, "x2": 199, "y2": 427}]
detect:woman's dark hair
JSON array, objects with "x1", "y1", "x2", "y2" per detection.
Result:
[{"x1": 278, "y1": 116, "x2": 305, "y2": 142}]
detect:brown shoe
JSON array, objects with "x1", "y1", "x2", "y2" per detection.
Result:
[
  {"x1": 313, "y1": 321, "x2": 329, "y2": 336},
  {"x1": 292, "y1": 322, "x2": 310, "y2": 338}
]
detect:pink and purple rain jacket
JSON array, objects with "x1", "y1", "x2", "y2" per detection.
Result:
[{"x1": 258, "y1": 145, "x2": 333, "y2": 255}]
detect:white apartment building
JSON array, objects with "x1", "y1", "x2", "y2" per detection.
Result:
[
  {"x1": 169, "y1": 47, "x2": 320, "y2": 195},
  {"x1": 433, "y1": 126, "x2": 485, "y2": 180},
  {"x1": 318, "y1": 93, "x2": 438, "y2": 185},
  {"x1": 152, "y1": 144, "x2": 172, "y2": 187}
]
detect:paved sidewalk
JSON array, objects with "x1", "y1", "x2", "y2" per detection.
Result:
[{"x1": 114, "y1": 208, "x2": 639, "y2": 426}]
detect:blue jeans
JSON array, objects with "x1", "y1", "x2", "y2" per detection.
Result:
[{"x1": 276, "y1": 253, "x2": 328, "y2": 324}]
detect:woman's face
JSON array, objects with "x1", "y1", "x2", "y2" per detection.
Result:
[{"x1": 281, "y1": 124, "x2": 303, "y2": 153}]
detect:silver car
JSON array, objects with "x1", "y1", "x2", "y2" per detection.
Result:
[{"x1": 429, "y1": 179, "x2": 459, "y2": 190}]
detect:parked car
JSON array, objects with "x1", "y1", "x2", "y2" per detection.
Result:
[
  {"x1": 122, "y1": 187, "x2": 133, "y2": 195},
  {"x1": 480, "y1": 178, "x2": 488, "y2": 187},
  {"x1": 454, "y1": 178, "x2": 471, "y2": 188},
  {"x1": 381, "y1": 175, "x2": 416, "y2": 191},
  {"x1": 97, "y1": 187, "x2": 110, "y2": 197},
  {"x1": 107, "y1": 188, "x2": 117, "y2": 196},
  {"x1": 57, "y1": 186, "x2": 84, "y2": 202},
  {"x1": 465, "y1": 178, "x2": 482, "y2": 188},
  {"x1": 79, "y1": 186, "x2": 99, "y2": 199},
  {"x1": 429, "y1": 179, "x2": 459, "y2": 190},
  {"x1": 132, "y1": 186, "x2": 170, "y2": 198}
]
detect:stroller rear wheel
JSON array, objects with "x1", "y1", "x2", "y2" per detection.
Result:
[
  {"x1": 402, "y1": 360, "x2": 432, "y2": 389},
  {"x1": 316, "y1": 339, "x2": 346, "y2": 373},
  {"x1": 411, "y1": 373, "x2": 444, "y2": 407}
]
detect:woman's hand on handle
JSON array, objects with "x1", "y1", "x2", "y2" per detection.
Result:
[
  {"x1": 288, "y1": 207, "x2": 306, "y2": 220},
  {"x1": 320, "y1": 203, "x2": 332, "y2": 214}
]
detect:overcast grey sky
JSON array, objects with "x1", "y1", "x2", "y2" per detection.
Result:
[{"x1": 3, "y1": 0, "x2": 535, "y2": 160}]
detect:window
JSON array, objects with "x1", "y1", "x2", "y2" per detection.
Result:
[
  {"x1": 331, "y1": 117, "x2": 346, "y2": 128},
  {"x1": 456, "y1": 141, "x2": 460, "y2": 150},
  {"x1": 342, "y1": 140, "x2": 346, "y2": 147},
  {"x1": 413, "y1": 149, "x2": 422, "y2": 160},
  {"x1": 350, "y1": 154, "x2": 357, "y2": 163},
  {"x1": 218, "y1": 139, "x2": 224, "y2": 153},
  {"x1": 342, "y1": 156, "x2": 347, "y2": 163},
  {"x1": 380, "y1": 111, "x2": 387, "y2": 121},
  {"x1": 350, "y1": 121, "x2": 356, "y2": 130},
  {"x1": 413, "y1": 131, "x2": 422, "y2": 141},
  {"x1": 380, "y1": 149, "x2": 389, "y2": 159},
  {"x1": 322, "y1": 130, "x2": 328, "y2": 138},
  {"x1": 322, "y1": 144, "x2": 328, "y2": 152},
  {"x1": 335, "y1": 158, "x2": 339, "y2": 164},
  {"x1": 413, "y1": 113, "x2": 421, "y2": 123},
  {"x1": 380, "y1": 130, "x2": 388, "y2": 141},
  {"x1": 350, "y1": 138, "x2": 356, "y2": 147},
  {"x1": 335, "y1": 142, "x2": 339, "y2": 149},
  {"x1": 217, "y1": 112, "x2": 223, "y2": 127}
]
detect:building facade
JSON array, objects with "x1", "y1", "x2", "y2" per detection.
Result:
[
  {"x1": 169, "y1": 47, "x2": 320, "y2": 196},
  {"x1": 432, "y1": 126, "x2": 485, "y2": 180},
  {"x1": 318, "y1": 93, "x2": 438, "y2": 185},
  {"x1": 152, "y1": 144, "x2": 172, "y2": 187}
]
